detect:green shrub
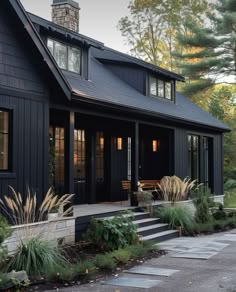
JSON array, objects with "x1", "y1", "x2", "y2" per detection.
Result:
[
  {"x1": 110, "y1": 249, "x2": 131, "y2": 264},
  {"x1": 72, "y1": 259, "x2": 96, "y2": 278},
  {"x1": 125, "y1": 241, "x2": 153, "y2": 259},
  {"x1": 0, "y1": 216, "x2": 12, "y2": 268},
  {"x1": 94, "y1": 254, "x2": 116, "y2": 270},
  {"x1": 8, "y1": 237, "x2": 68, "y2": 277},
  {"x1": 212, "y1": 204, "x2": 227, "y2": 220},
  {"x1": 154, "y1": 204, "x2": 195, "y2": 234},
  {"x1": 47, "y1": 264, "x2": 75, "y2": 282},
  {"x1": 84, "y1": 212, "x2": 138, "y2": 251},
  {"x1": 193, "y1": 189, "x2": 212, "y2": 223}
]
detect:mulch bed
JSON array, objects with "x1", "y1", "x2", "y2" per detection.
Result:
[{"x1": 26, "y1": 242, "x2": 166, "y2": 291}]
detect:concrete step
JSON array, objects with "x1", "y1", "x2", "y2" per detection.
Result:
[
  {"x1": 133, "y1": 217, "x2": 161, "y2": 228},
  {"x1": 137, "y1": 223, "x2": 169, "y2": 237},
  {"x1": 140, "y1": 229, "x2": 179, "y2": 243},
  {"x1": 101, "y1": 211, "x2": 150, "y2": 221}
]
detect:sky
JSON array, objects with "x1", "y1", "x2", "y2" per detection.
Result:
[{"x1": 20, "y1": 0, "x2": 130, "y2": 53}]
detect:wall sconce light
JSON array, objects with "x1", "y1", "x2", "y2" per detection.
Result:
[
  {"x1": 152, "y1": 140, "x2": 160, "y2": 152},
  {"x1": 117, "y1": 137, "x2": 123, "y2": 150},
  {"x1": 100, "y1": 137, "x2": 104, "y2": 150}
]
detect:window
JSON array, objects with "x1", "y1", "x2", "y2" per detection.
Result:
[
  {"x1": 0, "y1": 110, "x2": 10, "y2": 170},
  {"x1": 47, "y1": 39, "x2": 81, "y2": 74},
  {"x1": 188, "y1": 135, "x2": 200, "y2": 181},
  {"x1": 149, "y1": 76, "x2": 173, "y2": 100},
  {"x1": 158, "y1": 80, "x2": 164, "y2": 98}
]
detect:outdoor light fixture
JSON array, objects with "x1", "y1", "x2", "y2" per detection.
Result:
[
  {"x1": 117, "y1": 137, "x2": 123, "y2": 150},
  {"x1": 152, "y1": 140, "x2": 160, "y2": 152},
  {"x1": 100, "y1": 137, "x2": 104, "y2": 150}
]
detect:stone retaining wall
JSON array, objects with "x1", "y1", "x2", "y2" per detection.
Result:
[{"x1": 4, "y1": 217, "x2": 75, "y2": 255}]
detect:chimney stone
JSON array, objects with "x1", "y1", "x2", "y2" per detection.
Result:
[{"x1": 52, "y1": 0, "x2": 80, "y2": 33}]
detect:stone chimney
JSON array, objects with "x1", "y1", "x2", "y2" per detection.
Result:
[{"x1": 52, "y1": 0, "x2": 80, "y2": 33}]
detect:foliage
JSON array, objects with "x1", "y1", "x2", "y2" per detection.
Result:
[
  {"x1": 176, "y1": 0, "x2": 236, "y2": 95},
  {"x1": 133, "y1": 191, "x2": 153, "y2": 206},
  {"x1": 212, "y1": 204, "x2": 227, "y2": 220},
  {"x1": 118, "y1": 0, "x2": 211, "y2": 71},
  {"x1": 125, "y1": 241, "x2": 154, "y2": 259},
  {"x1": 72, "y1": 259, "x2": 96, "y2": 278},
  {"x1": 0, "y1": 271, "x2": 29, "y2": 291},
  {"x1": 189, "y1": 217, "x2": 236, "y2": 235},
  {"x1": 193, "y1": 188, "x2": 213, "y2": 223},
  {"x1": 84, "y1": 212, "x2": 138, "y2": 251},
  {"x1": 0, "y1": 216, "x2": 12, "y2": 268},
  {"x1": 47, "y1": 264, "x2": 75, "y2": 283},
  {"x1": 94, "y1": 254, "x2": 116, "y2": 270},
  {"x1": 110, "y1": 248, "x2": 131, "y2": 264},
  {"x1": 155, "y1": 204, "x2": 195, "y2": 234},
  {"x1": 157, "y1": 176, "x2": 199, "y2": 204},
  {"x1": 0, "y1": 187, "x2": 74, "y2": 239},
  {"x1": 224, "y1": 190, "x2": 236, "y2": 208},
  {"x1": 8, "y1": 237, "x2": 68, "y2": 277}
]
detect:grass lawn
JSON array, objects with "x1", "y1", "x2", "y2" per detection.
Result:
[{"x1": 224, "y1": 190, "x2": 236, "y2": 208}]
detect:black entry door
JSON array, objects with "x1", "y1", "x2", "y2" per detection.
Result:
[{"x1": 74, "y1": 129, "x2": 86, "y2": 204}]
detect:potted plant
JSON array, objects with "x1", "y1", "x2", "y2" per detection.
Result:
[
  {"x1": 48, "y1": 205, "x2": 59, "y2": 220},
  {"x1": 133, "y1": 191, "x2": 154, "y2": 214}
]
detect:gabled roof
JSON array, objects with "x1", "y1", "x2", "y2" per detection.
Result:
[
  {"x1": 91, "y1": 47, "x2": 185, "y2": 82},
  {"x1": 29, "y1": 13, "x2": 104, "y2": 49},
  {"x1": 64, "y1": 57, "x2": 230, "y2": 132},
  {"x1": 6, "y1": 0, "x2": 230, "y2": 132},
  {"x1": 6, "y1": 0, "x2": 72, "y2": 100}
]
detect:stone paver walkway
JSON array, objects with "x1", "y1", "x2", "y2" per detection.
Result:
[{"x1": 46, "y1": 229, "x2": 236, "y2": 292}]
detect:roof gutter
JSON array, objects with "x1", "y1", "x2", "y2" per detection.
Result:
[{"x1": 71, "y1": 92, "x2": 230, "y2": 133}]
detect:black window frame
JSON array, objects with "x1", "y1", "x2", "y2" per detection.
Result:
[
  {"x1": 0, "y1": 108, "x2": 12, "y2": 172},
  {"x1": 47, "y1": 38, "x2": 82, "y2": 75},
  {"x1": 149, "y1": 75, "x2": 173, "y2": 101}
]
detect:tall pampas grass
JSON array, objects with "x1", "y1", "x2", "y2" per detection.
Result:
[
  {"x1": 157, "y1": 176, "x2": 201, "y2": 204},
  {"x1": 0, "y1": 186, "x2": 74, "y2": 239}
]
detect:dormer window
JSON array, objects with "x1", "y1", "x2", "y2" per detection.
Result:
[
  {"x1": 47, "y1": 38, "x2": 81, "y2": 74},
  {"x1": 149, "y1": 76, "x2": 172, "y2": 100}
]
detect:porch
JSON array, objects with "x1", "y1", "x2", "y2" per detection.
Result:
[{"x1": 50, "y1": 109, "x2": 174, "y2": 207}]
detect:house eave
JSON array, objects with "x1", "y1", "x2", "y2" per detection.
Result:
[{"x1": 71, "y1": 92, "x2": 230, "y2": 133}]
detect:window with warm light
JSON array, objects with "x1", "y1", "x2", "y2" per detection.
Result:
[
  {"x1": 152, "y1": 140, "x2": 160, "y2": 152},
  {"x1": 100, "y1": 137, "x2": 104, "y2": 151},
  {"x1": 117, "y1": 137, "x2": 123, "y2": 150}
]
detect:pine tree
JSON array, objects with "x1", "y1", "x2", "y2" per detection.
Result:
[{"x1": 176, "y1": 0, "x2": 236, "y2": 96}]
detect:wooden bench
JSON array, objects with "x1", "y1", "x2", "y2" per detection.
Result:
[{"x1": 140, "y1": 180, "x2": 160, "y2": 190}]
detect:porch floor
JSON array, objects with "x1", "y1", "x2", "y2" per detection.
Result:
[{"x1": 73, "y1": 200, "x2": 164, "y2": 217}]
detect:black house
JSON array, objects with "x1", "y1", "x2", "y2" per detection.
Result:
[{"x1": 0, "y1": 0, "x2": 230, "y2": 206}]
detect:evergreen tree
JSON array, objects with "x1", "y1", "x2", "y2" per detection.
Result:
[{"x1": 176, "y1": 0, "x2": 236, "y2": 96}]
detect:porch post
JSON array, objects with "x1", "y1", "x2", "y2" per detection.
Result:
[
  {"x1": 86, "y1": 129, "x2": 96, "y2": 204},
  {"x1": 131, "y1": 121, "x2": 139, "y2": 206},
  {"x1": 64, "y1": 111, "x2": 75, "y2": 215}
]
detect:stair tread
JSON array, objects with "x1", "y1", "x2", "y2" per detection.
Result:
[
  {"x1": 100, "y1": 212, "x2": 149, "y2": 220},
  {"x1": 141, "y1": 230, "x2": 179, "y2": 241},
  {"x1": 133, "y1": 218, "x2": 160, "y2": 224},
  {"x1": 137, "y1": 223, "x2": 169, "y2": 232}
]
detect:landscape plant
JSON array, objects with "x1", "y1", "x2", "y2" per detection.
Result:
[
  {"x1": 157, "y1": 176, "x2": 199, "y2": 204},
  {"x1": 84, "y1": 212, "x2": 138, "y2": 251},
  {"x1": 193, "y1": 188, "x2": 213, "y2": 224},
  {"x1": 7, "y1": 237, "x2": 68, "y2": 277},
  {"x1": 155, "y1": 204, "x2": 195, "y2": 234},
  {"x1": 94, "y1": 254, "x2": 116, "y2": 270},
  {"x1": 0, "y1": 216, "x2": 12, "y2": 268},
  {"x1": 110, "y1": 248, "x2": 131, "y2": 264}
]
